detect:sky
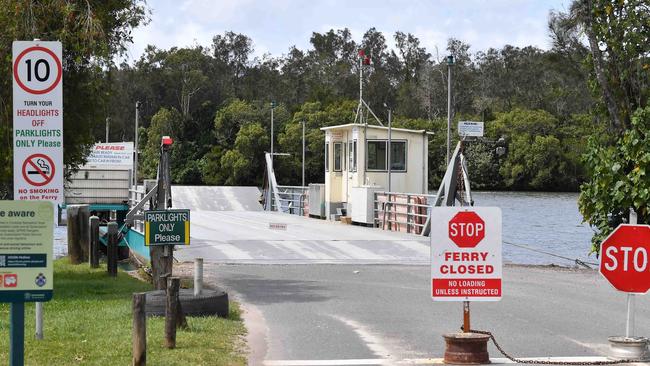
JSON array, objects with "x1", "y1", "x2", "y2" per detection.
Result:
[{"x1": 124, "y1": 0, "x2": 573, "y2": 62}]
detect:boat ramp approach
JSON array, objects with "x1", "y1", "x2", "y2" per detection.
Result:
[{"x1": 171, "y1": 186, "x2": 430, "y2": 264}]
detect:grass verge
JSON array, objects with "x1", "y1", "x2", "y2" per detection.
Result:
[{"x1": 0, "y1": 258, "x2": 246, "y2": 365}]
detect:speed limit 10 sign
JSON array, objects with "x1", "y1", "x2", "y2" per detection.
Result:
[{"x1": 13, "y1": 41, "x2": 63, "y2": 204}]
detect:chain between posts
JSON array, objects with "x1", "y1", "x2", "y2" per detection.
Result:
[{"x1": 464, "y1": 328, "x2": 645, "y2": 365}]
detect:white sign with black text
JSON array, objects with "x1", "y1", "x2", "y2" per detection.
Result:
[
  {"x1": 13, "y1": 41, "x2": 63, "y2": 204},
  {"x1": 458, "y1": 121, "x2": 484, "y2": 138}
]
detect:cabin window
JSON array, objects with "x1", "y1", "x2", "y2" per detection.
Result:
[
  {"x1": 348, "y1": 140, "x2": 357, "y2": 172},
  {"x1": 325, "y1": 142, "x2": 329, "y2": 172},
  {"x1": 334, "y1": 142, "x2": 343, "y2": 172},
  {"x1": 390, "y1": 141, "x2": 407, "y2": 171},
  {"x1": 366, "y1": 140, "x2": 407, "y2": 172},
  {"x1": 367, "y1": 140, "x2": 387, "y2": 170}
]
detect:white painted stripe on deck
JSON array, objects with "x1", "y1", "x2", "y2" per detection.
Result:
[
  {"x1": 277, "y1": 240, "x2": 336, "y2": 260},
  {"x1": 223, "y1": 186, "x2": 246, "y2": 211},
  {"x1": 325, "y1": 241, "x2": 387, "y2": 260},
  {"x1": 264, "y1": 357, "x2": 623, "y2": 366},
  {"x1": 213, "y1": 244, "x2": 253, "y2": 260}
]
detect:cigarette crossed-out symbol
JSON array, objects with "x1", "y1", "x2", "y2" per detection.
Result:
[{"x1": 22, "y1": 153, "x2": 55, "y2": 186}]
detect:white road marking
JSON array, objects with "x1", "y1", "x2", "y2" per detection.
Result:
[
  {"x1": 559, "y1": 335, "x2": 609, "y2": 355},
  {"x1": 264, "y1": 357, "x2": 623, "y2": 365},
  {"x1": 330, "y1": 315, "x2": 395, "y2": 360}
]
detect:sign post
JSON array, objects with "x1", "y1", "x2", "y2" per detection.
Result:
[
  {"x1": 430, "y1": 207, "x2": 502, "y2": 363},
  {"x1": 599, "y1": 214, "x2": 650, "y2": 358},
  {"x1": 0, "y1": 201, "x2": 54, "y2": 365},
  {"x1": 12, "y1": 41, "x2": 63, "y2": 205}
]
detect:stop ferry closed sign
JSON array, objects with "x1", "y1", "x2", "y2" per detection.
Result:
[
  {"x1": 600, "y1": 224, "x2": 650, "y2": 294},
  {"x1": 430, "y1": 207, "x2": 502, "y2": 301}
]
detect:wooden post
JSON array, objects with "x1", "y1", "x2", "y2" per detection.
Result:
[
  {"x1": 89, "y1": 216, "x2": 100, "y2": 268},
  {"x1": 132, "y1": 293, "x2": 146, "y2": 366},
  {"x1": 150, "y1": 141, "x2": 174, "y2": 290},
  {"x1": 66, "y1": 205, "x2": 82, "y2": 264},
  {"x1": 107, "y1": 222, "x2": 118, "y2": 277},
  {"x1": 78, "y1": 205, "x2": 90, "y2": 261},
  {"x1": 165, "y1": 277, "x2": 179, "y2": 348}
]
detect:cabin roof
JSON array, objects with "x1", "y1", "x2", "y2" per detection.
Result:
[{"x1": 320, "y1": 123, "x2": 429, "y2": 134}]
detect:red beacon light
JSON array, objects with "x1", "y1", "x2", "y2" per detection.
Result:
[{"x1": 161, "y1": 136, "x2": 173, "y2": 146}]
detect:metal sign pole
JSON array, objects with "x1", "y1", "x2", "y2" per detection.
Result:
[
  {"x1": 463, "y1": 301, "x2": 470, "y2": 333},
  {"x1": 10, "y1": 302, "x2": 25, "y2": 366},
  {"x1": 627, "y1": 208, "x2": 637, "y2": 338}
]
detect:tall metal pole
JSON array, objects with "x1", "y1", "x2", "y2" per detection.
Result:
[
  {"x1": 626, "y1": 208, "x2": 638, "y2": 338},
  {"x1": 270, "y1": 104, "x2": 274, "y2": 164},
  {"x1": 387, "y1": 109, "x2": 392, "y2": 193},
  {"x1": 446, "y1": 58, "x2": 453, "y2": 164},
  {"x1": 105, "y1": 117, "x2": 110, "y2": 143},
  {"x1": 134, "y1": 102, "x2": 140, "y2": 187},
  {"x1": 302, "y1": 120, "x2": 306, "y2": 188}
]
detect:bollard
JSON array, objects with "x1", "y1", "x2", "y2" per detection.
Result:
[
  {"x1": 66, "y1": 205, "x2": 82, "y2": 264},
  {"x1": 89, "y1": 216, "x2": 100, "y2": 268},
  {"x1": 78, "y1": 205, "x2": 90, "y2": 261},
  {"x1": 194, "y1": 258, "x2": 203, "y2": 296},
  {"x1": 107, "y1": 222, "x2": 118, "y2": 277},
  {"x1": 132, "y1": 293, "x2": 146, "y2": 366},
  {"x1": 35, "y1": 302, "x2": 43, "y2": 340},
  {"x1": 165, "y1": 277, "x2": 180, "y2": 349}
]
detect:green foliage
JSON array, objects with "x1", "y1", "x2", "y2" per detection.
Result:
[
  {"x1": 141, "y1": 107, "x2": 182, "y2": 179},
  {"x1": 220, "y1": 122, "x2": 269, "y2": 185},
  {"x1": 0, "y1": 0, "x2": 149, "y2": 197},
  {"x1": 579, "y1": 107, "x2": 650, "y2": 254}
]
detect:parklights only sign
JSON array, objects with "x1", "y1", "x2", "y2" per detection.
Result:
[{"x1": 430, "y1": 207, "x2": 502, "y2": 301}]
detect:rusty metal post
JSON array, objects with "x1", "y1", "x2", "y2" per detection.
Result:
[{"x1": 463, "y1": 301, "x2": 470, "y2": 333}]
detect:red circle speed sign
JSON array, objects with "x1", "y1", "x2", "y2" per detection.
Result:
[
  {"x1": 13, "y1": 46, "x2": 63, "y2": 95},
  {"x1": 600, "y1": 224, "x2": 650, "y2": 293},
  {"x1": 448, "y1": 211, "x2": 485, "y2": 248}
]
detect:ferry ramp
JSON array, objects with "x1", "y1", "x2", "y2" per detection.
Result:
[{"x1": 171, "y1": 186, "x2": 429, "y2": 264}]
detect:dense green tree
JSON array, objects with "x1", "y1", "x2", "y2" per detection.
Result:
[{"x1": 0, "y1": 0, "x2": 148, "y2": 197}]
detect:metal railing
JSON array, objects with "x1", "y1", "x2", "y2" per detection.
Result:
[
  {"x1": 271, "y1": 185, "x2": 308, "y2": 216},
  {"x1": 373, "y1": 191, "x2": 436, "y2": 234},
  {"x1": 127, "y1": 182, "x2": 155, "y2": 233}
]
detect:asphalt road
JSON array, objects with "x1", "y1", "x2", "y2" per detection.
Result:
[{"x1": 196, "y1": 263, "x2": 650, "y2": 365}]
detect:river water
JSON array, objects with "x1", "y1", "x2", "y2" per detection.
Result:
[
  {"x1": 54, "y1": 191, "x2": 597, "y2": 266},
  {"x1": 472, "y1": 191, "x2": 596, "y2": 266}
]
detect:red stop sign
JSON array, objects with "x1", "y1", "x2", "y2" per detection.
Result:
[
  {"x1": 448, "y1": 211, "x2": 485, "y2": 248},
  {"x1": 600, "y1": 224, "x2": 650, "y2": 293}
]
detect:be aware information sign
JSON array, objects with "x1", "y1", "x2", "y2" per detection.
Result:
[
  {"x1": 430, "y1": 207, "x2": 502, "y2": 301},
  {"x1": 0, "y1": 201, "x2": 53, "y2": 302},
  {"x1": 13, "y1": 41, "x2": 63, "y2": 204},
  {"x1": 144, "y1": 210, "x2": 190, "y2": 246}
]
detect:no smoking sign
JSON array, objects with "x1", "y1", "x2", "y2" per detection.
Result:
[
  {"x1": 430, "y1": 207, "x2": 503, "y2": 302},
  {"x1": 22, "y1": 154, "x2": 55, "y2": 187}
]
